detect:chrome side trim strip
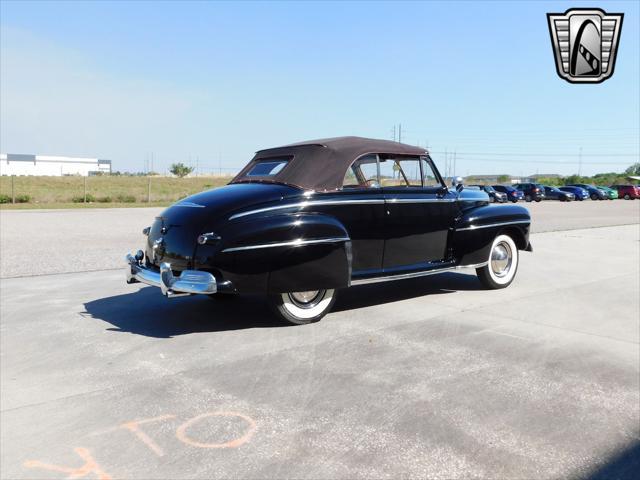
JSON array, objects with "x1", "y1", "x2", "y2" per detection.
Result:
[
  {"x1": 350, "y1": 262, "x2": 488, "y2": 286},
  {"x1": 222, "y1": 236, "x2": 350, "y2": 253},
  {"x1": 386, "y1": 198, "x2": 457, "y2": 203},
  {"x1": 229, "y1": 199, "x2": 384, "y2": 220},
  {"x1": 456, "y1": 220, "x2": 530, "y2": 232},
  {"x1": 173, "y1": 202, "x2": 206, "y2": 208}
]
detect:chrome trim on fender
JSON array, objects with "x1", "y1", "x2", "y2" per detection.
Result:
[
  {"x1": 386, "y1": 198, "x2": 457, "y2": 204},
  {"x1": 350, "y1": 262, "x2": 488, "y2": 286},
  {"x1": 456, "y1": 220, "x2": 530, "y2": 232},
  {"x1": 125, "y1": 253, "x2": 217, "y2": 297},
  {"x1": 173, "y1": 201, "x2": 206, "y2": 208},
  {"x1": 229, "y1": 199, "x2": 384, "y2": 220},
  {"x1": 221, "y1": 236, "x2": 351, "y2": 253}
]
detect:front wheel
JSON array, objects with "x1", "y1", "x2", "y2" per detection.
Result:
[
  {"x1": 591, "y1": 193, "x2": 599, "y2": 200},
  {"x1": 525, "y1": 194, "x2": 532, "y2": 202},
  {"x1": 534, "y1": 198, "x2": 542, "y2": 202},
  {"x1": 624, "y1": 194, "x2": 630, "y2": 200},
  {"x1": 268, "y1": 289, "x2": 337, "y2": 325},
  {"x1": 476, "y1": 234, "x2": 519, "y2": 289}
]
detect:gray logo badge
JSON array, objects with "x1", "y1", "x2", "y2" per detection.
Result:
[{"x1": 547, "y1": 8, "x2": 623, "y2": 83}]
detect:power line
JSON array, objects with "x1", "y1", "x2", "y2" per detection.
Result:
[
  {"x1": 429, "y1": 150, "x2": 638, "y2": 157},
  {"x1": 447, "y1": 157, "x2": 630, "y2": 165}
]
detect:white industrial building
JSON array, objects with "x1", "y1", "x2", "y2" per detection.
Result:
[{"x1": 0, "y1": 153, "x2": 111, "y2": 176}]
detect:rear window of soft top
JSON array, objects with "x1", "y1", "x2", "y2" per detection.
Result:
[{"x1": 246, "y1": 157, "x2": 290, "y2": 177}]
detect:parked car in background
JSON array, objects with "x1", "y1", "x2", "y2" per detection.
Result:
[
  {"x1": 597, "y1": 186, "x2": 618, "y2": 200},
  {"x1": 469, "y1": 184, "x2": 507, "y2": 203},
  {"x1": 125, "y1": 137, "x2": 532, "y2": 325},
  {"x1": 610, "y1": 184, "x2": 640, "y2": 200},
  {"x1": 567, "y1": 184, "x2": 607, "y2": 200},
  {"x1": 543, "y1": 186, "x2": 574, "y2": 201},
  {"x1": 492, "y1": 185, "x2": 524, "y2": 203},
  {"x1": 513, "y1": 183, "x2": 546, "y2": 202},
  {"x1": 559, "y1": 186, "x2": 589, "y2": 201}
]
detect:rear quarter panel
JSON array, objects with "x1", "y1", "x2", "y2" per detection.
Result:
[{"x1": 194, "y1": 212, "x2": 352, "y2": 293}]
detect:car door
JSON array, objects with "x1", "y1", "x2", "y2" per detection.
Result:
[
  {"x1": 381, "y1": 155, "x2": 456, "y2": 269},
  {"x1": 318, "y1": 154, "x2": 386, "y2": 274}
]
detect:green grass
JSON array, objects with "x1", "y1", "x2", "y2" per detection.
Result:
[{"x1": 0, "y1": 175, "x2": 234, "y2": 208}]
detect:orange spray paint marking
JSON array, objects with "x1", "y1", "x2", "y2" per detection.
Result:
[
  {"x1": 119, "y1": 414, "x2": 176, "y2": 457},
  {"x1": 176, "y1": 412, "x2": 257, "y2": 449},
  {"x1": 24, "y1": 447, "x2": 112, "y2": 480}
]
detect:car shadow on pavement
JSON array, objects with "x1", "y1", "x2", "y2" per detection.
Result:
[
  {"x1": 333, "y1": 271, "x2": 481, "y2": 312},
  {"x1": 83, "y1": 289, "x2": 283, "y2": 338},
  {"x1": 83, "y1": 271, "x2": 482, "y2": 338},
  {"x1": 582, "y1": 440, "x2": 640, "y2": 479}
]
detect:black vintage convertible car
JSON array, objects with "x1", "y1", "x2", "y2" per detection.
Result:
[{"x1": 126, "y1": 137, "x2": 532, "y2": 324}]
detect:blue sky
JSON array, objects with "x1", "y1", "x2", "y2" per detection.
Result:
[{"x1": 1, "y1": 0, "x2": 638, "y2": 176}]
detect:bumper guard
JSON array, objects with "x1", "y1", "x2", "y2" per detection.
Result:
[{"x1": 126, "y1": 253, "x2": 217, "y2": 298}]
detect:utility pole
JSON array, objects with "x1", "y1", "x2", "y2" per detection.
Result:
[
  {"x1": 392, "y1": 125, "x2": 396, "y2": 142},
  {"x1": 398, "y1": 124, "x2": 402, "y2": 143},
  {"x1": 444, "y1": 147, "x2": 448, "y2": 179},
  {"x1": 11, "y1": 175, "x2": 15, "y2": 204},
  {"x1": 83, "y1": 176, "x2": 87, "y2": 203},
  {"x1": 578, "y1": 147, "x2": 582, "y2": 176},
  {"x1": 453, "y1": 151, "x2": 457, "y2": 178}
]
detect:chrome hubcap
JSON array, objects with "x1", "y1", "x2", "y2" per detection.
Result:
[
  {"x1": 289, "y1": 290, "x2": 322, "y2": 308},
  {"x1": 491, "y1": 242, "x2": 512, "y2": 277}
]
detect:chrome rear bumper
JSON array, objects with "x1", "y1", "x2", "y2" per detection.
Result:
[{"x1": 125, "y1": 253, "x2": 217, "y2": 297}]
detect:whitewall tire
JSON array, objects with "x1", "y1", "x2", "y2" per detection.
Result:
[
  {"x1": 268, "y1": 289, "x2": 337, "y2": 325},
  {"x1": 476, "y1": 234, "x2": 519, "y2": 289}
]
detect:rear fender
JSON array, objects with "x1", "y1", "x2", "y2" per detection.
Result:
[
  {"x1": 195, "y1": 213, "x2": 352, "y2": 293},
  {"x1": 453, "y1": 205, "x2": 531, "y2": 265}
]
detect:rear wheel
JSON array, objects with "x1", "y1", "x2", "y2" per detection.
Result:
[
  {"x1": 624, "y1": 194, "x2": 630, "y2": 200},
  {"x1": 268, "y1": 289, "x2": 337, "y2": 325},
  {"x1": 525, "y1": 194, "x2": 532, "y2": 202},
  {"x1": 476, "y1": 234, "x2": 519, "y2": 289},
  {"x1": 590, "y1": 193, "x2": 599, "y2": 200}
]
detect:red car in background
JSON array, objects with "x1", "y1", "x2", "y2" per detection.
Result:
[{"x1": 610, "y1": 185, "x2": 640, "y2": 200}]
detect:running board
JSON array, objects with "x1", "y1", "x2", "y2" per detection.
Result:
[{"x1": 350, "y1": 262, "x2": 488, "y2": 286}]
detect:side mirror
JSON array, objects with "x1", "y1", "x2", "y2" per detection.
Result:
[{"x1": 452, "y1": 176, "x2": 464, "y2": 192}]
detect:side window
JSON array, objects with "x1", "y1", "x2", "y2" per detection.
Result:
[
  {"x1": 342, "y1": 154, "x2": 379, "y2": 188},
  {"x1": 379, "y1": 156, "x2": 421, "y2": 187},
  {"x1": 421, "y1": 158, "x2": 442, "y2": 187}
]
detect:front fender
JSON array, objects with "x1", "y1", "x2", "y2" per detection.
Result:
[
  {"x1": 453, "y1": 204, "x2": 531, "y2": 266},
  {"x1": 195, "y1": 213, "x2": 352, "y2": 293}
]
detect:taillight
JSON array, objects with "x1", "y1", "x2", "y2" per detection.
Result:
[{"x1": 534, "y1": 188, "x2": 539, "y2": 192}]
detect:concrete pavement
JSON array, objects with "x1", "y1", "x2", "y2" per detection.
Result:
[{"x1": 1, "y1": 224, "x2": 638, "y2": 479}]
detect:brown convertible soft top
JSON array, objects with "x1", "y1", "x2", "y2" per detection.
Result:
[{"x1": 231, "y1": 136, "x2": 427, "y2": 191}]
